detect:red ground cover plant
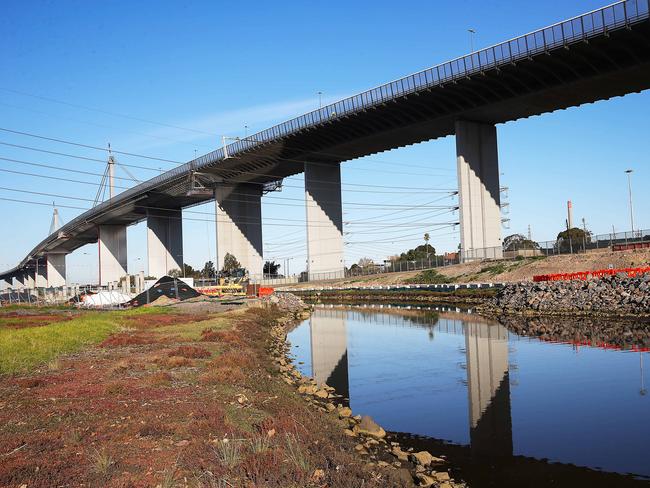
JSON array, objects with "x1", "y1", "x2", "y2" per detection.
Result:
[
  {"x1": 168, "y1": 345, "x2": 212, "y2": 359},
  {"x1": 0, "y1": 307, "x2": 412, "y2": 487},
  {"x1": 0, "y1": 313, "x2": 74, "y2": 329}
]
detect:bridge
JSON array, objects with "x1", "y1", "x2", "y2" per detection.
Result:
[{"x1": 2, "y1": 0, "x2": 650, "y2": 288}]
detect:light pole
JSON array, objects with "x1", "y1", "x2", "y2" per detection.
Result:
[
  {"x1": 625, "y1": 169, "x2": 635, "y2": 234},
  {"x1": 317, "y1": 91, "x2": 323, "y2": 109},
  {"x1": 468, "y1": 29, "x2": 476, "y2": 53}
]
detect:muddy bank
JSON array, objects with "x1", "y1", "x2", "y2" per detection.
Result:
[{"x1": 292, "y1": 288, "x2": 497, "y2": 307}]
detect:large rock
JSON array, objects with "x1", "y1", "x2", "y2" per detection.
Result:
[{"x1": 353, "y1": 415, "x2": 386, "y2": 439}]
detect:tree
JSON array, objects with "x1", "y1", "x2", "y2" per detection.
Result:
[
  {"x1": 221, "y1": 253, "x2": 242, "y2": 275},
  {"x1": 503, "y1": 234, "x2": 539, "y2": 251},
  {"x1": 424, "y1": 233, "x2": 431, "y2": 258},
  {"x1": 168, "y1": 268, "x2": 182, "y2": 278},
  {"x1": 202, "y1": 260, "x2": 216, "y2": 278},
  {"x1": 556, "y1": 227, "x2": 591, "y2": 253},
  {"x1": 358, "y1": 257, "x2": 374, "y2": 269},
  {"x1": 348, "y1": 263, "x2": 361, "y2": 276},
  {"x1": 263, "y1": 260, "x2": 281, "y2": 277}
]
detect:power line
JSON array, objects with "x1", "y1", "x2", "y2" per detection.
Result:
[
  {"x1": 0, "y1": 164, "x2": 455, "y2": 210},
  {"x1": 0, "y1": 126, "x2": 460, "y2": 184},
  {"x1": 1, "y1": 89, "x2": 457, "y2": 171},
  {"x1": 0, "y1": 143, "x2": 457, "y2": 196},
  {"x1": 0, "y1": 88, "x2": 218, "y2": 136}
]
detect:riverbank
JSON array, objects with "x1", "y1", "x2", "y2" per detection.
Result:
[
  {"x1": 291, "y1": 288, "x2": 497, "y2": 307},
  {"x1": 291, "y1": 272, "x2": 650, "y2": 320},
  {"x1": 0, "y1": 301, "x2": 423, "y2": 487},
  {"x1": 280, "y1": 248, "x2": 650, "y2": 289},
  {"x1": 486, "y1": 274, "x2": 650, "y2": 318}
]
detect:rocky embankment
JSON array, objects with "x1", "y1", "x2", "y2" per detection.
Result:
[
  {"x1": 491, "y1": 274, "x2": 650, "y2": 317},
  {"x1": 266, "y1": 295, "x2": 466, "y2": 488}
]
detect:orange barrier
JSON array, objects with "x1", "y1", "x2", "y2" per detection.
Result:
[
  {"x1": 258, "y1": 287, "x2": 274, "y2": 297},
  {"x1": 533, "y1": 266, "x2": 650, "y2": 282}
]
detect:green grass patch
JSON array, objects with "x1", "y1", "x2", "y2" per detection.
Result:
[
  {"x1": 404, "y1": 269, "x2": 450, "y2": 284},
  {"x1": 156, "y1": 316, "x2": 229, "y2": 341},
  {"x1": 0, "y1": 311, "x2": 121, "y2": 374}
]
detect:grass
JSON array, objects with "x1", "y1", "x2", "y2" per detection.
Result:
[
  {"x1": 90, "y1": 448, "x2": 115, "y2": 479},
  {"x1": 404, "y1": 268, "x2": 450, "y2": 284},
  {"x1": 0, "y1": 312, "x2": 119, "y2": 374},
  {"x1": 214, "y1": 439, "x2": 243, "y2": 468},
  {"x1": 284, "y1": 433, "x2": 311, "y2": 472}
]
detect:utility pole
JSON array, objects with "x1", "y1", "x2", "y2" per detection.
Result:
[
  {"x1": 527, "y1": 224, "x2": 532, "y2": 241},
  {"x1": 107, "y1": 143, "x2": 115, "y2": 199},
  {"x1": 625, "y1": 169, "x2": 635, "y2": 234}
]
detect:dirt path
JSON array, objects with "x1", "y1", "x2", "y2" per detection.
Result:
[{"x1": 0, "y1": 306, "x2": 410, "y2": 487}]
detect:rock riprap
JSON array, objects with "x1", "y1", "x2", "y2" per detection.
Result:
[{"x1": 492, "y1": 274, "x2": 650, "y2": 315}]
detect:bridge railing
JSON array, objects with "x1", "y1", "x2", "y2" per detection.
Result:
[{"x1": 213, "y1": 0, "x2": 649, "y2": 165}]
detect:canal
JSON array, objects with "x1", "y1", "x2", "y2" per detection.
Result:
[{"x1": 288, "y1": 304, "x2": 650, "y2": 487}]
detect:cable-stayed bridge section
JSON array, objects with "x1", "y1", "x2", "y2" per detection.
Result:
[{"x1": 1, "y1": 0, "x2": 650, "y2": 286}]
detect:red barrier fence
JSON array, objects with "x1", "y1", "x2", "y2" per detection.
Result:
[{"x1": 533, "y1": 266, "x2": 650, "y2": 282}]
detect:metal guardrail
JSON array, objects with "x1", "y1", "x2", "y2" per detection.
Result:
[{"x1": 3, "y1": 0, "x2": 648, "y2": 279}]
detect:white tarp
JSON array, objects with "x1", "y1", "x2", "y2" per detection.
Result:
[{"x1": 81, "y1": 290, "x2": 132, "y2": 307}]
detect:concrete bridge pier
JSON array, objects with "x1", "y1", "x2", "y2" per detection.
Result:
[
  {"x1": 46, "y1": 253, "x2": 67, "y2": 287},
  {"x1": 35, "y1": 259, "x2": 47, "y2": 288},
  {"x1": 13, "y1": 273, "x2": 25, "y2": 290},
  {"x1": 98, "y1": 225, "x2": 128, "y2": 286},
  {"x1": 456, "y1": 120, "x2": 503, "y2": 262},
  {"x1": 25, "y1": 268, "x2": 35, "y2": 289},
  {"x1": 305, "y1": 162, "x2": 345, "y2": 280},
  {"x1": 214, "y1": 184, "x2": 263, "y2": 277},
  {"x1": 147, "y1": 209, "x2": 183, "y2": 279}
]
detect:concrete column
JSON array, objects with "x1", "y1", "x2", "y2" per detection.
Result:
[
  {"x1": 98, "y1": 225, "x2": 128, "y2": 286},
  {"x1": 146, "y1": 209, "x2": 183, "y2": 279},
  {"x1": 305, "y1": 162, "x2": 344, "y2": 279},
  {"x1": 14, "y1": 273, "x2": 25, "y2": 290},
  {"x1": 456, "y1": 120, "x2": 502, "y2": 261},
  {"x1": 46, "y1": 253, "x2": 67, "y2": 287},
  {"x1": 25, "y1": 268, "x2": 35, "y2": 289},
  {"x1": 35, "y1": 259, "x2": 47, "y2": 288},
  {"x1": 214, "y1": 184, "x2": 263, "y2": 277}
]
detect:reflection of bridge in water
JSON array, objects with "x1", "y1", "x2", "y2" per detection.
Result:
[
  {"x1": 309, "y1": 306, "x2": 512, "y2": 455},
  {"x1": 306, "y1": 305, "x2": 648, "y2": 487}
]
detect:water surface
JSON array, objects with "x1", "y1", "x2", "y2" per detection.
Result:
[{"x1": 288, "y1": 304, "x2": 650, "y2": 487}]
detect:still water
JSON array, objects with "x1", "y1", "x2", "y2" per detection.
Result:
[{"x1": 288, "y1": 304, "x2": 650, "y2": 487}]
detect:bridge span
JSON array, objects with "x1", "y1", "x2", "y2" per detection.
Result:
[{"x1": 2, "y1": 0, "x2": 650, "y2": 288}]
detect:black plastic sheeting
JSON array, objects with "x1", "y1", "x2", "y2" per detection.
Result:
[{"x1": 129, "y1": 276, "x2": 200, "y2": 307}]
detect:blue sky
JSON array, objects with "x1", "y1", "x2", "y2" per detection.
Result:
[{"x1": 1, "y1": 0, "x2": 647, "y2": 283}]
